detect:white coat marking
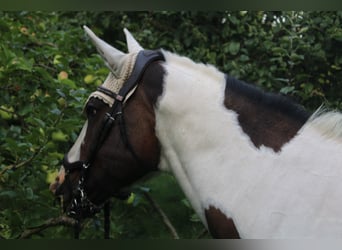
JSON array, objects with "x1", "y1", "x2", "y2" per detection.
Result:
[{"x1": 66, "y1": 121, "x2": 88, "y2": 163}]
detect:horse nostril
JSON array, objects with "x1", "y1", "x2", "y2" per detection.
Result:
[
  {"x1": 49, "y1": 176, "x2": 60, "y2": 194},
  {"x1": 49, "y1": 182, "x2": 59, "y2": 194}
]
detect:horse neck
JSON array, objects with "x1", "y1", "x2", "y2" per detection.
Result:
[
  {"x1": 154, "y1": 55, "x2": 266, "y2": 222},
  {"x1": 152, "y1": 53, "x2": 342, "y2": 238},
  {"x1": 154, "y1": 53, "x2": 312, "y2": 226}
]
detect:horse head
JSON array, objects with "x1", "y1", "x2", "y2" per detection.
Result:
[{"x1": 50, "y1": 26, "x2": 164, "y2": 218}]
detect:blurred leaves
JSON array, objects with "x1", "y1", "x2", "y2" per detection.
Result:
[
  {"x1": 119, "y1": 11, "x2": 341, "y2": 110},
  {"x1": 0, "y1": 11, "x2": 99, "y2": 239}
]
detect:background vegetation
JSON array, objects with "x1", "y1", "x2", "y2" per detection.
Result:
[{"x1": 0, "y1": 11, "x2": 341, "y2": 239}]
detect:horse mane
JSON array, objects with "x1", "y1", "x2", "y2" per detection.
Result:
[
  {"x1": 162, "y1": 50, "x2": 342, "y2": 141},
  {"x1": 162, "y1": 50, "x2": 225, "y2": 85},
  {"x1": 225, "y1": 76, "x2": 311, "y2": 124},
  {"x1": 162, "y1": 51, "x2": 309, "y2": 124},
  {"x1": 226, "y1": 76, "x2": 342, "y2": 141},
  {"x1": 307, "y1": 108, "x2": 342, "y2": 140}
]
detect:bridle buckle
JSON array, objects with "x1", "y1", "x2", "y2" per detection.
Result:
[
  {"x1": 82, "y1": 163, "x2": 90, "y2": 169},
  {"x1": 105, "y1": 112, "x2": 115, "y2": 121}
]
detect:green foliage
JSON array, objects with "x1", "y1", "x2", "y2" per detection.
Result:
[
  {"x1": 0, "y1": 11, "x2": 341, "y2": 239},
  {"x1": 0, "y1": 11, "x2": 94, "y2": 239},
  {"x1": 118, "y1": 11, "x2": 342, "y2": 110}
]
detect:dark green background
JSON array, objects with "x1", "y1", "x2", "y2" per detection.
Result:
[{"x1": 0, "y1": 11, "x2": 341, "y2": 239}]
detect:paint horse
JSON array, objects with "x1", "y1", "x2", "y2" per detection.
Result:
[{"x1": 50, "y1": 26, "x2": 342, "y2": 238}]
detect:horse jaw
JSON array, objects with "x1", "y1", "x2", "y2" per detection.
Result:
[
  {"x1": 83, "y1": 25, "x2": 128, "y2": 77},
  {"x1": 123, "y1": 28, "x2": 143, "y2": 53}
]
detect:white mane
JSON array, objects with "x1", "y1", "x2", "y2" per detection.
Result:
[
  {"x1": 163, "y1": 50, "x2": 342, "y2": 142},
  {"x1": 161, "y1": 50, "x2": 224, "y2": 86},
  {"x1": 308, "y1": 108, "x2": 342, "y2": 141}
]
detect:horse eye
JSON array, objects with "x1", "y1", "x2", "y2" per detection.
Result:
[{"x1": 86, "y1": 105, "x2": 97, "y2": 117}]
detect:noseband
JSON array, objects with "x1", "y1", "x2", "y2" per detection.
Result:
[{"x1": 62, "y1": 50, "x2": 165, "y2": 221}]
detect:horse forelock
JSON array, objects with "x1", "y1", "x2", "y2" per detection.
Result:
[{"x1": 87, "y1": 52, "x2": 138, "y2": 107}]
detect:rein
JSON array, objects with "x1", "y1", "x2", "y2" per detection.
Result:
[{"x1": 62, "y1": 50, "x2": 164, "y2": 238}]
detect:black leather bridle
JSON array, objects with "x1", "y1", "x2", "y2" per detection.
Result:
[{"x1": 61, "y1": 50, "x2": 165, "y2": 238}]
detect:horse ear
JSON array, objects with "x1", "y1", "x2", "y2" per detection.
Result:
[
  {"x1": 123, "y1": 28, "x2": 143, "y2": 53},
  {"x1": 83, "y1": 25, "x2": 126, "y2": 77}
]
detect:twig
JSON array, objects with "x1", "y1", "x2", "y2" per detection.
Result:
[
  {"x1": 197, "y1": 228, "x2": 210, "y2": 239},
  {"x1": 19, "y1": 216, "x2": 78, "y2": 239},
  {"x1": 0, "y1": 149, "x2": 41, "y2": 177},
  {"x1": 0, "y1": 106, "x2": 65, "y2": 177},
  {"x1": 0, "y1": 106, "x2": 16, "y2": 115},
  {"x1": 143, "y1": 192, "x2": 180, "y2": 239},
  {"x1": 36, "y1": 63, "x2": 58, "y2": 72}
]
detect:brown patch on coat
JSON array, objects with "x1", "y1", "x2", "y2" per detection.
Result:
[
  {"x1": 224, "y1": 76, "x2": 310, "y2": 152},
  {"x1": 205, "y1": 206, "x2": 240, "y2": 238}
]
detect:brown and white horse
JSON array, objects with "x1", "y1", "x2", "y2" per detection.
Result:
[{"x1": 50, "y1": 26, "x2": 342, "y2": 238}]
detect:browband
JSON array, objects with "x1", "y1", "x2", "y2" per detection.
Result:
[{"x1": 97, "y1": 50, "x2": 165, "y2": 104}]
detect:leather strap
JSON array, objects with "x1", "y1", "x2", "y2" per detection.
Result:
[{"x1": 118, "y1": 50, "x2": 164, "y2": 102}]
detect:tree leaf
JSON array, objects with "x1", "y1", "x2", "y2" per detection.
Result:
[{"x1": 228, "y1": 42, "x2": 240, "y2": 55}]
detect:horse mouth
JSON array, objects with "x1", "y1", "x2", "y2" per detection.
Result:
[
  {"x1": 51, "y1": 180, "x2": 81, "y2": 217},
  {"x1": 50, "y1": 174, "x2": 131, "y2": 220},
  {"x1": 53, "y1": 195, "x2": 71, "y2": 215},
  {"x1": 53, "y1": 186, "x2": 73, "y2": 213},
  {"x1": 53, "y1": 189, "x2": 100, "y2": 219},
  {"x1": 53, "y1": 185, "x2": 130, "y2": 220},
  {"x1": 49, "y1": 174, "x2": 96, "y2": 218}
]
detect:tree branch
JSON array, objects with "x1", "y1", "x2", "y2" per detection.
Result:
[
  {"x1": 143, "y1": 192, "x2": 180, "y2": 239},
  {"x1": 0, "y1": 106, "x2": 16, "y2": 114},
  {"x1": 0, "y1": 149, "x2": 41, "y2": 177},
  {"x1": 19, "y1": 216, "x2": 78, "y2": 239},
  {"x1": 197, "y1": 228, "x2": 210, "y2": 239},
  {"x1": 0, "y1": 107, "x2": 65, "y2": 177}
]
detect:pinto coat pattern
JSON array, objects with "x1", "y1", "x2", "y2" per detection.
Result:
[{"x1": 50, "y1": 26, "x2": 342, "y2": 238}]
